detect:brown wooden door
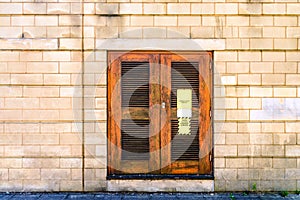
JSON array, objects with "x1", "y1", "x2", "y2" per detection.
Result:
[
  {"x1": 108, "y1": 52, "x2": 212, "y2": 177},
  {"x1": 160, "y1": 54, "x2": 212, "y2": 175},
  {"x1": 108, "y1": 52, "x2": 160, "y2": 174}
]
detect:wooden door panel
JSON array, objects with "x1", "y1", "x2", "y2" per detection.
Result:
[
  {"x1": 170, "y1": 55, "x2": 200, "y2": 174},
  {"x1": 122, "y1": 107, "x2": 149, "y2": 120},
  {"x1": 119, "y1": 161, "x2": 149, "y2": 174},
  {"x1": 160, "y1": 53, "x2": 212, "y2": 175},
  {"x1": 171, "y1": 161, "x2": 199, "y2": 174},
  {"x1": 108, "y1": 53, "x2": 162, "y2": 174},
  {"x1": 109, "y1": 53, "x2": 150, "y2": 174}
]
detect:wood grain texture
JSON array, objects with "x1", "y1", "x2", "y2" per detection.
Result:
[
  {"x1": 108, "y1": 52, "x2": 212, "y2": 176},
  {"x1": 122, "y1": 107, "x2": 149, "y2": 119},
  {"x1": 120, "y1": 161, "x2": 149, "y2": 174},
  {"x1": 199, "y1": 55, "x2": 212, "y2": 175},
  {"x1": 168, "y1": 54, "x2": 200, "y2": 174},
  {"x1": 160, "y1": 54, "x2": 172, "y2": 174},
  {"x1": 149, "y1": 54, "x2": 161, "y2": 173},
  {"x1": 119, "y1": 54, "x2": 152, "y2": 174},
  {"x1": 119, "y1": 53, "x2": 150, "y2": 62},
  {"x1": 171, "y1": 161, "x2": 199, "y2": 174},
  {"x1": 108, "y1": 56, "x2": 122, "y2": 174},
  {"x1": 171, "y1": 108, "x2": 199, "y2": 120}
]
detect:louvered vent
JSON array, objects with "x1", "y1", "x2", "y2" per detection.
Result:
[
  {"x1": 171, "y1": 62, "x2": 199, "y2": 161},
  {"x1": 121, "y1": 119, "x2": 150, "y2": 160},
  {"x1": 171, "y1": 120, "x2": 199, "y2": 161},
  {"x1": 121, "y1": 62, "x2": 149, "y2": 107},
  {"x1": 171, "y1": 62, "x2": 199, "y2": 107},
  {"x1": 121, "y1": 62, "x2": 150, "y2": 161}
]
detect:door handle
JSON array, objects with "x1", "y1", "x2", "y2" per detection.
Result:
[{"x1": 162, "y1": 102, "x2": 165, "y2": 109}]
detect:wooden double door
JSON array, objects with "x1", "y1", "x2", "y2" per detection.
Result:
[{"x1": 108, "y1": 52, "x2": 212, "y2": 178}]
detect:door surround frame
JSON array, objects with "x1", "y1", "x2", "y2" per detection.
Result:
[{"x1": 102, "y1": 39, "x2": 225, "y2": 192}]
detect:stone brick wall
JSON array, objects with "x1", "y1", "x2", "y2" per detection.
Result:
[{"x1": 0, "y1": 0, "x2": 299, "y2": 192}]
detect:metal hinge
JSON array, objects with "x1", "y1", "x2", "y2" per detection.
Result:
[
  {"x1": 209, "y1": 153, "x2": 212, "y2": 162},
  {"x1": 209, "y1": 110, "x2": 212, "y2": 118}
]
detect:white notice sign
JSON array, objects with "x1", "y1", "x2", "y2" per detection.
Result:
[{"x1": 177, "y1": 89, "x2": 192, "y2": 135}]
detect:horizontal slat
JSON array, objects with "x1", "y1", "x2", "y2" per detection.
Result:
[
  {"x1": 121, "y1": 62, "x2": 149, "y2": 108},
  {"x1": 171, "y1": 120, "x2": 199, "y2": 161},
  {"x1": 170, "y1": 62, "x2": 200, "y2": 161},
  {"x1": 171, "y1": 62, "x2": 199, "y2": 108},
  {"x1": 121, "y1": 119, "x2": 150, "y2": 160}
]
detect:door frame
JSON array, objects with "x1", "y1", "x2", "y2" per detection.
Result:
[{"x1": 107, "y1": 51, "x2": 214, "y2": 180}]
